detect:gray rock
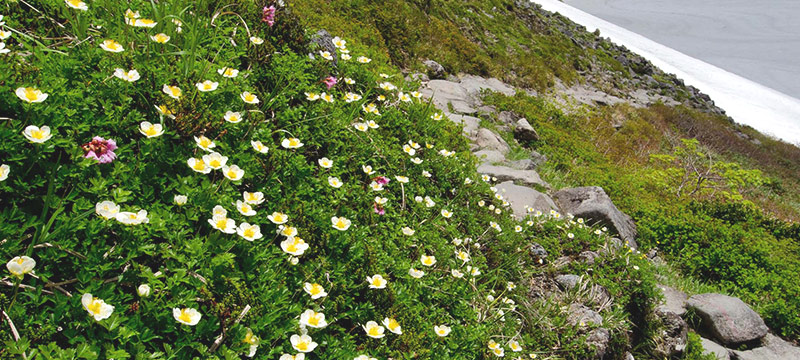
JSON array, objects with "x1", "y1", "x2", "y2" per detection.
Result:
[
  {"x1": 730, "y1": 334, "x2": 800, "y2": 360},
  {"x1": 579, "y1": 251, "x2": 600, "y2": 265},
  {"x1": 497, "y1": 110, "x2": 520, "y2": 125},
  {"x1": 529, "y1": 242, "x2": 548, "y2": 259},
  {"x1": 529, "y1": 150, "x2": 548, "y2": 167},
  {"x1": 477, "y1": 164, "x2": 549, "y2": 188},
  {"x1": 687, "y1": 293, "x2": 768, "y2": 346},
  {"x1": 568, "y1": 303, "x2": 603, "y2": 326},
  {"x1": 459, "y1": 75, "x2": 516, "y2": 97},
  {"x1": 514, "y1": 118, "x2": 540, "y2": 141},
  {"x1": 421, "y1": 80, "x2": 478, "y2": 114},
  {"x1": 473, "y1": 149, "x2": 506, "y2": 164},
  {"x1": 406, "y1": 72, "x2": 429, "y2": 82},
  {"x1": 423, "y1": 60, "x2": 446, "y2": 79},
  {"x1": 495, "y1": 181, "x2": 558, "y2": 219},
  {"x1": 507, "y1": 159, "x2": 537, "y2": 170},
  {"x1": 556, "y1": 274, "x2": 581, "y2": 290},
  {"x1": 474, "y1": 128, "x2": 510, "y2": 154},
  {"x1": 624, "y1": 352, "x2": 635, "y2": 360},
  {"x1": 700, "y1": 337, "x2": 731, "y2": 360},
  {"x1": 590, "y1": 284, "x2": 612, "y2": 306},
  {"x1": 657, "y1": 285, "x2": 688, "y2": 317},
  {"x1": 309, "y1": 30, "x2": 338, "y2": 66},
  {"x1": 552, "y1": 186, "x2": 638, "y2": 249},
  {"x1": 586, "y1": 328, "x2": 610, "y2": 359},
  {"x1": 654, "y1": 307, "x2": 688, "y2": 357},
  {"x1": 444, "y1": 112, "x2": 480, "y2": 137}
]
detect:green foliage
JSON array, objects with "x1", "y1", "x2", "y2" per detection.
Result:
[{"x1": 648, "y1": 138, "x2": 765, "y2": 200}]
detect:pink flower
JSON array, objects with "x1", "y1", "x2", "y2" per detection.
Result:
[
  {"x1": 82, "y1": 136, "x2": 117, "y2": 164},
  {"x1": 373, "y1": 203, "x2": 385, "y2": 216},
  {"x1": 375, "y1": 176, "x2": 390, "y2": 185},
  {"x1": 323, "y1": 76, "x2": 337, "y2": 89},
  {"x1": 262, "y1": 6, "x2": 276, "y2": 27}
]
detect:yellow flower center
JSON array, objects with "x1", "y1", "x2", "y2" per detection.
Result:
[
  {"x1": 243, "y1": 228, "x2": 255, "y2": 238},
  {"x1": 209, "y1": 159, "x2": 220, "y2": 167},
  {"x1": 273, "y1": 214, "x2": 284, "y2": 222},
  {"x1": 215, "y1": 218, "x2": 228, "y2": 229},
  {"x1": 245, "y1": 94, "x2": 255, "y2": 102},
  {"x1": 155, "y1": 34, "x2": 167, "y2": 43},
  {"x1": 368, "y1": 327, "x2": 380, "y2": 336},
  {"x1": 286, "y1": 243, "x2": 297, "y2": 252},
  {"x1": 309, "y1": 285, "x2": 321, "y2": 295},
  {"x1": 203, "y1": 83, "x2": 213, "y2": 90},
  {"x1": 31, "y1": 130, "x2": 44, "y2": 139},
  {"x1": 139, "y1": 19, "x2": 155, "y2": 25},
  {"x1": 227, "y1": 169, "x2": 237, "y2": 178},
  {"x1": 372, "y1": 278, "x2": 382, "y2": 287},
  {"x1": 15, "y1": 258, "x2": 24, "y2": 264},
  {"x1": 296, "y1": 342, "x2": 308, "y2": 351},
  {"x1": 179, "y1": 309, "x2": 193, "y2": 323},
  {"x1": 224, "y1": 68, "x2": 234, "y2": 76},
  {"x1": 87, "y1": 299, "x2": 102, "y2": 315},
  {"x1": 145, "y1": 127, "x2": 157, "y2": 136},
  {"x1": 107, "y1": 41, "x2": 119, "y2": 50},
  {"x1": 308, "y1": 315, "x2": 319, "y2": 326},
  {"x1": 192, "y1": 161, "x2": 206, "y2": 171},
  {"x1": 68, "y1": 0, "x2": 82, "y2": 6},
  {"x1": 24, "y1": 88, "x2": 39, "y2": 101},
  {"x1": 336, "y1": 220, "x2": 346, "y2": 228}
]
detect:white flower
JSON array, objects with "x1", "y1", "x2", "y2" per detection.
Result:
[
  {"x1": 115, "y1": 210, "x2": 149, "y2": 225},
  {"x1": 99, "y1": 39, "x2": 124, "y2": 53},
  {"x1": 331, "y1": 36, "x2": 346, "y2": 49},
  {"x1": 194, "y1": 135, "x2": 216, "y2": 151},
  {"x1": 250, "y1": 36, "x2": 264, "y2": 45},
  {"x1": 162, "y1": 84, "x2": 182, "y2": 99},
  {"x1": 398, "y1": 92, "x2": 412, "y2": 102},
  {"x1": 0, "y1": 164, "x2": 9, "y2": 182},
  {"x1": 66, "y1": 0, "x2": 89, "y2": 10},
  {"x1": 451, "y1": 269, "x2": 464, "y2": 278},
  {"x1": 299, "y1": 309, "x2": 328, "y2": 328},
  {"x1": 420, "y1": 255, "x2": 436, "y2": 267},
  {"x1": 303, "y1": 282, "x2": 327, "y2": 299},
  {"x1": 243, "y1": 191, "x2": 265, "y2": 205},
  {"x1": 236, "y1": 223, "x2": 263, "y2": 241},
  {"x1": 434, "y1": 325, "x2": 451, "y2": 337},
  {"x1": 267, "y1": 212, "x2": 289, "y2": 225},
  {"x1": 222, "y1": 164, "x2": 245, "y2": 181},
  {"x1": 137, "y1": 284, "x2": 151, "y2": 297},
  {"x1": 281, "y1": 138, "x2": 303, "y2": 149},
  {"x1": 328, "y1": 177, "x2": 343, "y2": 188},
  {"x1": 441, "y1": 209, "x2": 453, "y2": 218},
  {"x1": 344, "y1": 92, "x2": 362, "y2": 102},
  {"x1": 236, "y1": 200, "x2": 257, "y2": 216},
  {"x1": 150, "y1": 33, "x2": 170, "y2": 43},
  {"x1": 209, "y1": 214, "x2": 236, "y2": 233},
  {"x1": 411, "y1": 157, "x2": 423, "y2": 164},
  {"x1": 15, "y1": 87, "x2": 49, "y2": 103},
  {"x1": 422, "y1": 170, "x2": 432, "y2": 178},
  {"x1": 218, "y1": 67, "x2": 239, "y2": 78},
  {"x1": 401, "y1": 227, "x2": 415, "y2": 236},
  {"x1": 369, "y1": 182, "x2": 383, "y2": 191},
  {"x1": 113, "y1": 68, "x2": 140, "y2": 82},
  {"x1": 383, "y1": 318, "x2": 402, "y2": 335},
  {"x1": 290, "y1": 334, "x2": 318, "y2": 353},
  {"x1": 139, "y1": 121, "x2": 164, "y2": 138},
  {"x1": 95, "y1": 200, "x2": 120, "y2": 220},
  {"x1": 251, "y1": 140, "x2": 269, "y2": 154},
  {"x1": 281, "y1": 237, "x2": 309, "y2": 256},
  {"x1": 341, "y1": 53, "x2": 351, "y2": 60},
  {"x1": 357, "y1": 56, "x2": 371, "y2": 63},
  {"x1": 456, "y1": 251, "x2": 470, "y2": 263},
  {"x1": 319, "y1": 50, "x2": 333, "y2": 60},
  {"x1": 173, "y1": 307, "x2": 202, "y2": 326},
  {"x1": 0, "y1": 30, "x2": 11, "y2": 40},
  {"x1": 280, "y1": 355, "x2": 305, "y2": 360},
  {"x1": 395, "y1": 176, "x2": 409, "y2": 183},
  {"x1": 318, "y1": 157, "x2": 333, "y2": 168},
  {"x1": 362, "y1": 321, "x2": 385, "y2": 338},
  {"x1": 187, "y1": 157, "x2": 212, "y2": 174},
  {"x1": 353, "y1": 122, "x2": 368, "y2": 132},
  {"x1": 240, "y1": 91, "x2": 260, "y2": 104},
  {"x1": 362, "y1": 165, "x2": 375, "y2": 175},
  {"x1": 331, "y1": 216, "x2": 351, "y2": 231},
  {"x1": 403, "y1": 144, "x2": 416, "y2": 156},
  {"x1": 82, "y1": 293, "x2": 114, "y2": 321},
  {"x1": 174, "y1": 195, "x2": 187, "y2": 205},
  {"x1": 196, "y1": 80, "x2": 219, "y2": 92},
  {"x1": 203, "y1": 152, "x2": 228, "y2": 170},
  {"x1": 6, "y1": 256, "x2": 35, "y2": 277},
  {"x1": 408, "y1": 268, "x2": 424, "y2": 278},
  {"x1": 367, "y1": 274, "x2": 387, "y2": 289},
  {"x1": 374, "y1": 197, "x2": 388, "y2": 205},
  {"x1": 0, "y1": 42, "x2": 9, "y2": 55}
]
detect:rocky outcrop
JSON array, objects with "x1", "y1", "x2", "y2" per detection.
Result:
[
  {"x1": 730, "y1": 334, "x2": 800, "y2": 360},
  {"x1": 552, "y1": 186, "x2": 638, "y2": 248},
  {"x1": 568, "y1": 303, "x2": 603, "y2": 326},
  {"x1": 495, "y1": 181, "x2": 558, "y2": 219},
  {"x1": 513, "y1": 118, "x2": 539, "y2": 141},
  {"x1": 586, "y1": 328, "x2": 611, "y2": 359},
  {"x1": 474, "y1": 128, "x2": 510, "y2": 154},
  {"x1": 687, "y1": 293, "x2": 768, "y2": 346},
  {"x1": 654, "y1": 307, "x2": 688, "y2": 357},
  {"x1": 657, "y1": 285, "x2": 688, "y2": 317},
  {"x1": 556, "y1": 274, "x2": 581, "y2": 290}
]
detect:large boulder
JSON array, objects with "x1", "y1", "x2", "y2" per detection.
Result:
[
  {"x1": 552, "y1": 186, "x2": 638, "y2": 248},
  {"x1": 514, "y1": 118, "x2": 539, "y2": 141},
  {"x1": 700, "y1": 337, "x2": 731, "y2": 360},
  {"x1": 445, "y1": 112, "x2": 480, "y2": 137},
  {"x1": 473, "y1": 149, "x2": 506, "y2": 165},
  {"x1": 478, "y1": 164, "x2": 549, "y2": 188},
  {"x1": 657, "y1": 285, "x2": 688, "y2": 317},
  {"x1": 730, "y1": 334, "x2": 800, "y2": 360},
  {"x1": 687, "y1": 293, "x2": 768, "y2": 346},
  {"x1": 495, "y1": 181, "x2": 558, "y2": 219},
  {"x1": 555, "y1": 274, "x2": 581, "y2": 290},
  {"x1": 473, "y1": 128, "x2": 510, "y2": 154},
  {"x1": 421, "y1": 79, "x2": 478, "y2": 114}
]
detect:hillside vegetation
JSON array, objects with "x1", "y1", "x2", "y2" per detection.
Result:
[
  {"x1": 289, "y1": 0, "x2": 800, "y2": 342},
  {"x1": 0, "y1": 0, "x2": 660, "y2": 359}
]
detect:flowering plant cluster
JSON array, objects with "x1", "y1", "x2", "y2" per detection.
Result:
[{"x1": 0, "y1": 1, "x2": 654, "y2": 359}]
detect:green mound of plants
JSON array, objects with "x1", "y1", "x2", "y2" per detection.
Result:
[{"x1": 0, "y1": 1, "x2": 657, "y2": 359}]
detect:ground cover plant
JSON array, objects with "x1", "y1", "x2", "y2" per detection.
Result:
[{"x1": 0, "y1": 1, "x2": 657, "y2": 359}]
